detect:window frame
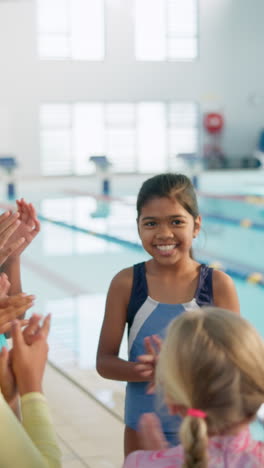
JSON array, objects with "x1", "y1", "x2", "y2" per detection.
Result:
[
  {"x1": 40, "y1": 101, "x2": 200, "y2": 176},
  {"x1": 36, "y1": 0, "x2": 106, "y2": 61},
  {"x1": 134, "y1": 0, "x2": 199, "y2": 62}
]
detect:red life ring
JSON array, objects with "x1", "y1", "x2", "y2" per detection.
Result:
[{"x1": 204, "y1": 113, "x2": 224, "y2": 134}]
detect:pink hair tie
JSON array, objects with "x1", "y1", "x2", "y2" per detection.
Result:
[{"x1": 187, "y1": 408, "x2": 207, "y2": 419}]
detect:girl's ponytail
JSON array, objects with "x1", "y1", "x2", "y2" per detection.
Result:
[
  {"x1": 179, "y1": 416, "x2": 208, "y2": 468},
  {"x1": 157, "y1": 308, "x2": 264, "y2": 467}
]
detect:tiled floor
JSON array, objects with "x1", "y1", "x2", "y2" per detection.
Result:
[{"x1": 43, "y1": 364, "x2": 124, "y2": 468}]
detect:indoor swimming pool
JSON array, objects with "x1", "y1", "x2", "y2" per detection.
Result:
[{"x1": 2, "y1": 183, "x2": 264, "y2": 435}]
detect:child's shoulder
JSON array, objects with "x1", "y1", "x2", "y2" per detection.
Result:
[
  {"x1": 110, "y1": 266, "x2": 134, "y2": 291},
  {"x1": 212, "y1": 268, "x2": 236, "y2": 290},
  {"x1": 211, "y1": 268, "x2": 240, "y2": 314}
]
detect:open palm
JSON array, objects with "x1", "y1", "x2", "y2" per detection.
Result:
[{"x1": 5, "y1": 199, "x2": 40, "y2": 258}]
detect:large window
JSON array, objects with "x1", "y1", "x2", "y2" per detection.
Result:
[
  {"x1": 40, "y1": 102, "x2": 199, "y2": 175},
  {"x1": 37, "y1": 0, "x2": 105, "y2": 60},
  {"x1": 135, "y1": 0, "x2": 198, "y2": 60}
]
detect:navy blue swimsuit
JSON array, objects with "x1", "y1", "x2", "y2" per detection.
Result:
[{"x1": 125, "y1": 262, "x2": 214, "y2": 445}]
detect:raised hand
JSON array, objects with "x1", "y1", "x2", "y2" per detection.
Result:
[
  {"x1": 0, "y1": 294, "x2": 34, "y2": 334},
  {"x1": 0, "y1": 294, "x2": 35, "y2": 404},
  {"x1": 0, "y1": 211, "x2": 25, "y2": 266},
  {"x1": 11, "y1": 314, "x2": 51, "y2": 396},
  {"x1": 0, "y1": 314, "x2": 49, "y2": 405},
  {"x1": 3, "y1": 200, "x2": 40, "y2": 259},
  {"x1": 23, "y1": 313, "x2": 43, "y2": 345}
]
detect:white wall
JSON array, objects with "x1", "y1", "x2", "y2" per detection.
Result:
[{"x1": 0, "y1": 0, "x2": 263, "y2": 177}]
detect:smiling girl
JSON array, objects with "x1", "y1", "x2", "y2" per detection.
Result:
[{"x1": 96, "y1": 173, "x2": 240, "y2": 456}]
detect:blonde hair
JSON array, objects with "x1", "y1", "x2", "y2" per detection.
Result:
[{"x1": 156, "y1": 307, "x2": 264, "y2": 467}]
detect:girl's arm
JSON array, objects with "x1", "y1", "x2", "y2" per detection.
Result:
[
  {"x1": 0, "y1": 393, "x2": 61, "y2": 468},
  {"x1": 1, "y1": 201, "x2": 40, "y2": 329},
  {"x1": 96, "y1": 269, "x2": 153, "y2": 382},
  {"x1": 2, "y1": 257, "x2": 24, "y2": 337},
  {"x1": 213, "y1": 270, "x2": 240, "y2": 314},
  {"x1": 0, "y1": 316, "x2": 61, "y2": 468},
  {"x1": 1, "y1": 201, "x2": 40, "y2": 292},
  {"x1": 1, "y1": 257, "x2": 22, "y2": 295}
]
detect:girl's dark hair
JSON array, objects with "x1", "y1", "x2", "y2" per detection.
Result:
[{"x1": 136, "y1": 173, "x2": 199, "y2": 220}]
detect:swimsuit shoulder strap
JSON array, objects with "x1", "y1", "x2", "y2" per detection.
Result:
[
  {"x1": 127, "y1": 262, "x2": 148, "y2": 330},
  {"x1": 195, "y1": 264, "x2": 214, "y2": 306}
]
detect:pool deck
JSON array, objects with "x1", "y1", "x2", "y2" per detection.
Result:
[{"x1": 44, "y1": 364, "x2": 124, "y2": 468}]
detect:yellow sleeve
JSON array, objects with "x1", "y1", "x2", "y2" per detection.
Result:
[{"x1": 0, "y1": 393, "x2": 61, "y2": 468}]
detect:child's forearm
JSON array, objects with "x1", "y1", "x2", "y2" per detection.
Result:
[
  {"x1": 2, "y1": 258, "x2": 23, "y2": 337},
  {"x1": 1, "y1": 257, "x2": 22, "y2": 295},
  {"x1": 97, "y1": 356, "x2": 149, "y2": 382}
]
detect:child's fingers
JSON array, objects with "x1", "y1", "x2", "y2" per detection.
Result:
[
  {"x1": 0, "y1": 294, "x2": 35, "y2": 307},
  {"x1": 135, "y1": 361, "x2": 153, "y2": 370},
  {"x1": 0, "y1": 212, "x2": 19, "y2": 237},
  {"x1": 137, "y1": 354, "x2": 156, "y2": 364},
  {"x1": 0, "y1": 318, "x2": 29, "y2": 335},
  {"x1": 144, "y1": 336, "x2": 156, "y2": 356},
  {"x1": 11, "y1": 302, "x2": 34, "y2": 317},
  {"x1": 32, "y1": 218, "x2": 41, "y2": 235},
  {"x1": 24, "y1": 203, "x2": 34, "y2": 226},
  {"x1": 29, "y1": 203, "x2": 38, "y2": 219},
  {"x1": 152, "y1": 335, "x2": 162, "y2": 351},
  {"x1": 135, "y1": 363, "x2": 153, "y2": 378},
  {"x1": 0, "y1": 218, "x2": 21, "y2": 247},
  {"x1": 0, "y1": 211, "x2": 19, "y2": 231},
  {"x1": 24, "y1": 328, "x2": 41, "y2": 345},
  {"x1": 16, "y1": 201, "x2": 23, "y2": 217},
  {"x1": 23, "y1": 314, "x2": 42, "y2": 343},
  {"x1": 0, "y1": 302, "x2": 31, "y2": 325},
  {"x1": 29, "y1": 204, "x2": 41, "y2": 235},
  {"x1": 0, "y1": 319, "x2": 29, "y2": 334},
  {"x1": 20, "y1": 319, "x2": 30, "y2": 328},
  {"x1": 144, "y1": 335, "x2": 159, "y2": 356},
  {"x1": 0, "y1": 211, "x2": 11, "y2": 224},
  {"x1": 0, "y1": 301, "x2": 33, "y2": 317},
  {"x1": 0, "y1": 237, "x2": 25, "y2": 265},
  {"x1": 141, "y1": 370, "x2": 153, "y2": 378},
  {"x1": 11, "y1": 320, "x2": 24, "y2": 350},
  {"x1": 0, "y1": 302, "x2": 32, "y2": 327},
  {"x1": 26, "y1": 314, "x2": 42, "y2": 331},
  {"x1": 40, "y1": 314, "x2": 51, "y2": 338}
]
